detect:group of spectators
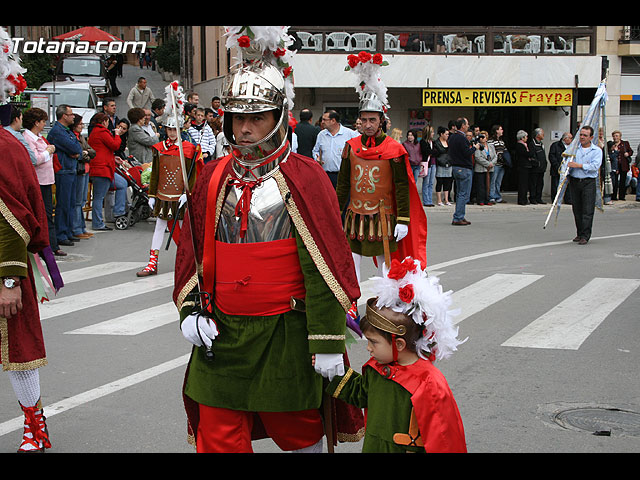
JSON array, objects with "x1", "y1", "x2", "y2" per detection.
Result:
[
  {"x1": 8, "y1": 87, "x2": 639, "y2": 259},
  {"x1": 401, "y1": 120, "x2": 511, "y2": 209}
]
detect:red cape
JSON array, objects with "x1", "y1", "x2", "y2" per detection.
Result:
[
  {"x1": 0, "y1": 127, "x2": 50, "y2": 367},
  {"x1": 365, "y1": 357, "x2": 467, "y2": 453},
  {"x1": 173, "y1": 149, "x2": 364, "y2": 447},
  {"x1": 346, "y1": 135, "x2": 427, "y2": 269}
]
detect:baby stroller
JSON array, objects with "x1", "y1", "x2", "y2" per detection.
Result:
[{"x1": 113, "y1": 158, "x2": 151, "y2": 230}]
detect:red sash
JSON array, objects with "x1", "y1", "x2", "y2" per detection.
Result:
[{"x1": 214, "y1": 238, "x2": 306, "y2": 316}]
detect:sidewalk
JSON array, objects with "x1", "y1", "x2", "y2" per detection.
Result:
[{"x1": 426, "y1": 191, "x2": 640, "y2": 213}]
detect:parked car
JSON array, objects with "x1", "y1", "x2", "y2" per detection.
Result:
[
  {"x1": 55, "y1": 55, "x2": 110, "y2": 97},
  {"x1": 38, "y1": 81, "x2": 101, "y2": 136}
]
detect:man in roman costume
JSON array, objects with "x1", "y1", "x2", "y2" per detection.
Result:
[
  {"x1": 336, "y1": 52, "x2": 427, "y2": 285},
  {"x1": 172, "y1": 26, "x2": 364, "y2": 453}
]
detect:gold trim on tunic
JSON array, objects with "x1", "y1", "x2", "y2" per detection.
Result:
[{"x1": 0, "y1": 198, "x2": 30, "y2": 245}]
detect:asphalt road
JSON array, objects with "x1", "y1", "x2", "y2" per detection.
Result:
[{"x1": 1, "y1": 190, "x2": 639, "y2": 453}]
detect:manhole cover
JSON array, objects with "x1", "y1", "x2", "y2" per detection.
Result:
[{"x1": 553, "y1": 407, "x2": 640, "y2": 437}]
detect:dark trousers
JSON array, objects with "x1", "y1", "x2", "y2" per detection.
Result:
[
  {"x1": 54, "y1": 172, "x2": 77, "y2": 243},
  {"x1": 611, "y1": 170, "x2": 627, "y2": 200},
  {"x1": 40, "y1": 184, "x2": 59, "y2": 251},
  {"x1": 325, "y1": 171, "x2": 339, "y2": 189},
  {"x1": 517, "y1": 167, "x2": 531, "y2": 204},
  {"x1": 569, "y1": 176, "x2": 596, "y2": 241},
  {"x1": 530, "y1": 171, "x2": 544, "y2": 202},
  {"x1": 473, "y1": 171, "x2": 489, "y2": 204}
]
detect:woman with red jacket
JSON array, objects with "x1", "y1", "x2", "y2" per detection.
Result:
[{"x1": 88, "y1": 112, "x2": 125, "y2": 230}]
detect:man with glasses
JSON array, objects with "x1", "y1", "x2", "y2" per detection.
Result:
[
  {"x1": 312, "y1": 109, "x2": 358, "y2": 188},
  {"x1": 46, "y1": 104, "x2": 83, "y2": 247}
]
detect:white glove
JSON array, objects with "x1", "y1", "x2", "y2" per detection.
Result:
[
  {"x1": 394, "y1": 223, "x2": 408, "y2": 242},
  {"x1": 148, "y1": 197, "x2": 155, "y2": 209},
  {"x1": 178, "y1": 193, "x2": 187, "y2": 209},
  {"x1": 314, "y1": 353, "x2": 345, "y2": 381},
  {"x1": 181, "y1": 313, "x2": 218, "y2": 348}
]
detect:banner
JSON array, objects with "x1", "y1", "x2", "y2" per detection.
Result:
[{"x1": 422, "y1": 88, "x2": 573, "y2": 107}]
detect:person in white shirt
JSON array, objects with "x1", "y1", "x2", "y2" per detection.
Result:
[
  {"x1": 312, "y1": 110, "x2": 359, "y2": 188},
  {"x1": 566, "y1": 126, "x2": 602, "y2": 245}
]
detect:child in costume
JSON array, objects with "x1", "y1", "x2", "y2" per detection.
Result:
[
  {"x1": 325, "y1": 256, "x2": 467, "y2": 453},
  {"x1": 137, "y1": 83, "x2": 201, "y2": 277}
]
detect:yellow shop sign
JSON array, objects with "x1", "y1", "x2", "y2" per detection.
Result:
[{"x1": 422, "y1": 88, "x2": 573, "y2": 107}]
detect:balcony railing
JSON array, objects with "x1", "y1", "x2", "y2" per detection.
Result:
[
  {"x1": 621, "y1": 26, "x2": 640, "y2": 42},
  {"x1": 291, "y1": 26, "x2": 595, "y2": 56}
]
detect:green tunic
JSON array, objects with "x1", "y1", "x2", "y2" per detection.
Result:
[
  {"x1": 182, "y1": 229, "x2": 346, "y2": 412},
  {"x1": 327, "y1": 366, "x2": 424, "y2": 453},
  {"x1": 0, "y1": 214, "x2": 28, "y2": 278}
]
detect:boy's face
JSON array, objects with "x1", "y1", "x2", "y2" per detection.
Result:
[{"x1": 364, "y1": 329, "x2": 394, "y2": 364}]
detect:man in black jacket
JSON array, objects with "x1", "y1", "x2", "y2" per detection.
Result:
[
  {"x1": 449, "y1": 117, "x2": 478, "y2": 225},
  {"x1": 529, "y1": 128, "x2": 547, "y2": 204},
  {"x1": 548, "y1": 132, "x2": 573, "y2": 204},
  {"x1": 294, "y1": 108, "x2": 320, "y2": 159}
]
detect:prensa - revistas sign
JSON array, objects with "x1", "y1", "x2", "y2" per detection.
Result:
[
  {"x1": 11, "y1": 37, "x2": 147, "y2": 55},
  {"x1": 422, "y1": 88, "x2": 573, "y2": 107}
]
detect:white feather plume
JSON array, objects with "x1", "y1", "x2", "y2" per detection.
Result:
[
  {"x1": 369, "y1": 257, "x2": 466, "y2": 361},
  {"x1": 346, "y1": 52, "x2": 389, "y2": 110},
  {"x1": 0, "y1": 27, "x2": 27, "y2": 104}
]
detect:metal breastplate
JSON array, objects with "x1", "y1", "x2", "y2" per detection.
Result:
[
  {"x1": 156, "y1": 154, "x2": 185, "y2": 202},
  {"x1": 348, "y1": 151, "x2": 396, "y2": 215},
  {"x1": 216, "y1": 175, "x2": 292, "y2": 243}
]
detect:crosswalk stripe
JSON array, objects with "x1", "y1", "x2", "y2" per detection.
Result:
[
  {"x1": 0, "y1": 354, "x2": 190, "y2": 438},
  {"x1": 501, "y1": 278, "x2": 640, "y2": 350},
  {"x1": 65, "y1": 302, "x2": 177, "y2": 335},
  {"x1": 60, "y1": 262, "x2": 142, "y2": 284},
  {"x1": 451, "y1": 273, "x2": 543, "y2": 325},
  {"x1": 40, "y1": 273, "x2": 174, "y2": 320}
]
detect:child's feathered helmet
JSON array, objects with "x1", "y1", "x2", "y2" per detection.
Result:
[
  {"x1": 160, "y1": 81, "x2": 186, "y2": 129},
  {"x1": 365, "y1": 256, "x2": 466, "y2": 362}
]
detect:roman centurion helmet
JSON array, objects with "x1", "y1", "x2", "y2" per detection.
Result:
[
  {"x1": 221, "y1": 26, "x2": 296, "y2": 171},
  {"x1": 345, "y1": 51, "x2": 390, "y2": 115}
]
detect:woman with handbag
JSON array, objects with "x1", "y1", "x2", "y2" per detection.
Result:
[
  {"x1": 419, "y1": 125, "x2": 437, "y2": 206},
  {"x1": 434, "y1": 126, "x2": 453, "y2": 206}
]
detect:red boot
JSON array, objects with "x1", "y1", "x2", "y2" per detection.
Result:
[
  {"x1": 18, "y1": 401, "x2": 51, "y2": 453},
  {"x1": 137, "y1": 249, "x2": 159, "y2": 277}
]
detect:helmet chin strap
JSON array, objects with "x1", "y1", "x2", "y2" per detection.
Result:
[
  {"x1": 391, "y1": 333, "x2": 399, "y2": 363},
  {"x1": 228, "y1": 140, "x2": 290, "y2": 238}
]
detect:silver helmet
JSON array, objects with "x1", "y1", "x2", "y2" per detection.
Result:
[
  {"x1": 359, "y1": 91, "x2": 386, "y2": 114},
  {"x1": 221, "y1": 61, "x2": 290, "y2": 175}
]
